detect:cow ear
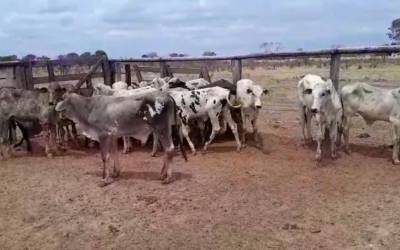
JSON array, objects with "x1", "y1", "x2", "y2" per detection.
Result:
[
  {"x1": 303, "y1": 88, "x2": 312, "y2": 94},
  {"x1": 263, "y1": 88, "x2": 269, "y2": 95},
  {"x1": 246, "y1": 89, "x2": 252, "y2": 94}
]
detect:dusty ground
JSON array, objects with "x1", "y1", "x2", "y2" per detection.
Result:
[{"x1": 2, "y1": 65, "x2": 400, "y2": 249}]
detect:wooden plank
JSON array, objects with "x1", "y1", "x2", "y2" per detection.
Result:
[
  {"x1": 199, "y1": 64, "x2": 211, "y2": 82},
  {"x1": 33, "y1": 73, "x2": 104, "y2": 85},
  {"x1": 113, "y1": 62, "x2": 122, "y2": 82},
  {"x1": 110, "y1": 45, "x2": 400, "y2": 63},
  {"x1": 231, "y1": 59, "x2": 242, "y2": 84},
  {"x1": 160, "y1": 61, "x2": 170, "y2": 78},
  {"x1": 329, "y1": 53, "x2": 341, "y2": 90},
  {"x1": 169, "y1": 67, "x2": 201, "y2": 74},
  {"x1": 24, "y1": 62, "x2": 34, "y2": 90},
  {"x1": 125, "y1": 64, "x2": 132, "y2": 85},
  {"x1": 75, "y1": 56, "x2": 105, "y2": 89},
  {"x1": 102, "y1": 56, "x2": 112, "y2": 85},
  {"x1": 86, "y1": 77, "x2": 92, "y2": 89},
  {"x1": 15, "y1": 65, "x2": 26, "y2": 89},
  {"x1": 137, "y1": 66, "x2": 160, "y2": 73},
  {"x1": 47, "y1": 61, "x2": 55, "y2": 82}
]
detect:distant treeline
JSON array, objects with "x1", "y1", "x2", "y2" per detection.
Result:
[{"x1": 0, "y1": 50, "x2": 108, "y2": 65}]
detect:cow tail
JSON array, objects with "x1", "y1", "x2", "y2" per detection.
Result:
[
  {"x1": 168, "y1": 95, "x2": 188, "y2": 162},
  {"x1": 226, "y1": 94, "x2": 242, "y2": 109}
]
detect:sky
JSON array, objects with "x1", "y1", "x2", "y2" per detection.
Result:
[{"x1": 0, "y1": 0, "x2": 398, "y2": 58}]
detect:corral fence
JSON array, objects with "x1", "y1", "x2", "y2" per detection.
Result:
[{"x1": 1, "y1": 46, "x2": 400, "y2": 92}]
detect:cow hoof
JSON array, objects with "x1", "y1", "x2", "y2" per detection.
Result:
[
  {"x1": 344, "y1": 149, "x2": 351, "y2": 155},
  {"x1": 392, "y1": 159, "x2": 400, "y2": 165},
  {"x1": 315, "y1": 154, "x2": 322, "y2": 161},
  {"x1": 160, "y1": 173, "x2": 167, "y2": 180},
  {"x1": 162, "y1": 177, "x2": 173, "y2": 185},
  {"x1": 98, "y1": 178, "x2": 113, "y2": 187},
  {"x1": 47, "y1": 153, "x2": 54, "y2": 158},
  {"x1": 111, "y1": 170, "x2": 120, "y2": 178},
  {"x1": 151, "y1": 152, "x2": 157, "y2": 157},
  {"x1": 331, "y1": 154, "x2": 337, "y2": 160}
]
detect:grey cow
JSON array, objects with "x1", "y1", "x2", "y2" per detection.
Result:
[
  {"x1": 0, "y1": 87, "x2": 59, "y2": 158},
  {"x1": 55, "y1": 92, "x2": 187, "y2": 186}
]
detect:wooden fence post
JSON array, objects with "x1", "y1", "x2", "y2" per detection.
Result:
[
  {"x1": 231, "y1": 59, "x2": 242, "y2": 84},
  {"x1": 200, "y1": 64, "x2": 211, "y2": 83},
  {"x1": 15, "y1": 65, "x2": 26, "y2": 89},
  {"x1": 102, "y1": 56, "x2": 112, "y2": 85},
  {"x1": 113, "y1": 62, "x2": 122, "y2": 82},
  {"x1": 160, "y1": 61, "x2": 173, "y2": 78},
  {"x1": 125, "y1": 64, "x2": 132, "y2": 85},
  {"x1": 133, "y1": 64, "x2": 143, "y2": 83},
  {"x1": 24, "y1": 61, "x2": 34, "y2": 90},
  {"x1": 47, "y1": 61, "x2": 55, "y2": 82},
  {"x1": 330, "y1": 53, "x2": 341, "y2": 90}
]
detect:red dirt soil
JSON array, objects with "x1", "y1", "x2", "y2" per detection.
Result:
[{"x1": 1, "y1": 109, "x2": 400, "y2": 250}]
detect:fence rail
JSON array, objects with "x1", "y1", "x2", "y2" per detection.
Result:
[{"x1": 1, "y1": 45, "x2": 400, "y2": 90}]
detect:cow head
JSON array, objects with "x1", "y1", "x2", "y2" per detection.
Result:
[
  {"x1": 237, "y1": 79, "x2": 268, "y2": 109},
  {"x1": 55, "y1": 93, "x2": 76, "y2": 119},
  {"x1": 310, "y1": 82, "x2": 332, "y2": 114},
  {"x1": 152, "y1": 78, "x2": 169, "y2": 91},
  {"x1": 48, "y1": 82, "x2": 64, "y2": 105}
]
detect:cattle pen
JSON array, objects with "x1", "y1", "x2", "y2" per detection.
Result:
[
  {"x1": 1, "y1": 45, "x2": 400, "y2": 92},
  {"x1": 3, "y1": 46, "x2": 400, "y2": 249}
]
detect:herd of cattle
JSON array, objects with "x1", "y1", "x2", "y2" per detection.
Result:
[{"x1": 0, "y1": 73, "x2": 399, "y2": 186}]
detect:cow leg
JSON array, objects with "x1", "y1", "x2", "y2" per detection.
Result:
[
  {"x1": 151, "y1": 133, "x2": 159, "y2": 157},
  {"x1": 330, "y1": 122, "x2": 338, "y2": 159},
  {"x1": 223, "y1": 107, "x2": 242, "y2": 151},
  {"x1": 157, "y1": 132, "x2": 175, "y2": 184},
  {"x1": 203, "y1": 110, "x2": 221, "y2": 151},
  {"x1": 66, "y1": 125, "x2": 72, "y2": 141},
  {"x1": 111, "y1": 137, "x2": 121, "y2": 178},
  {"x1": 343, "y1": 115, "x2": 351, "y2": 154},
  {"x1": 45, "y1": 125, "x2": 57, "y2": 158},
  {"x1": 197, "y1": 120, "x2": 206, "y2": 146},
  {"x1": 315, "y1": 122, "x2": 325, "y2": 161},
  {"x1": 181, "y1": 124, "x2": 196, "y2": 154},
  {"x1": 305, "y1": 110, "x2": 313, "y2": 144},
  {"x1": 240, "y1": 109, "x2": 247, "y2": 147},
  {"x1": 122, "y1": 136, "x2": 131, "y2": 154},
  {"x1": 99, "y1": 135, "x2": 113, "y2": 186},
  {"x1": 300, "y1": 105, "x2": 307, "y2": 143},
  {"x1": 391, "y1": 124, "x2": 400, "y2": 165}
]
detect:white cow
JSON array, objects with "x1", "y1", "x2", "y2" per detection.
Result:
[
  {"x1": 112, "y1": 81, "x2": 129, "y2": 90},
  {"x1": 168, "y1": 87, "x2": 242, "y2": 154},
  {"x1": 298, "y1": 74, "x2": 342, "y2": 160},
  {"x1": 340, "y1": 82, "x2": 400, "y2": 164},
  {"x1": 236, "y1": 79, "x2": 269, "y2": 147}
]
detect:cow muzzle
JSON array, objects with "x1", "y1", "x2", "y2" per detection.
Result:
[
  {"x1": 311, "y1": 108, "x2": 318, "y2": 114},
  {"x1": 255, "y1": 105, "x2": 262, "y2": 109}
]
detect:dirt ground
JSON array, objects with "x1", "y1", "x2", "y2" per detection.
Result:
[{"x1": 2, "y1": 66, "x2": 400, "y2": 250}]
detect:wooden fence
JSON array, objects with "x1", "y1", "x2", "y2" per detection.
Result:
[{"x1": 1, "y1": 45, "x2": 400, "y2": 91}]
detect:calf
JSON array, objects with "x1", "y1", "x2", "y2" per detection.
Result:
[
  {"x1": 55, "y1": 92, "x2": 187, "y2": 186},
  {"x1": 168, "y1": 87, "x2": 242, "y2": 154},
  {"x1": 8, "y1": 116, "x2": 42, "y2": 152},
  {"x1": 298, "y1": 74, "x2": 342, "y2": 160},
  {"x1": 236, "y1": 79, "x2": 269, "y2": 147},
  {"x1": 340, "y1": 82, "x2": 400, "y2": 164}
]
